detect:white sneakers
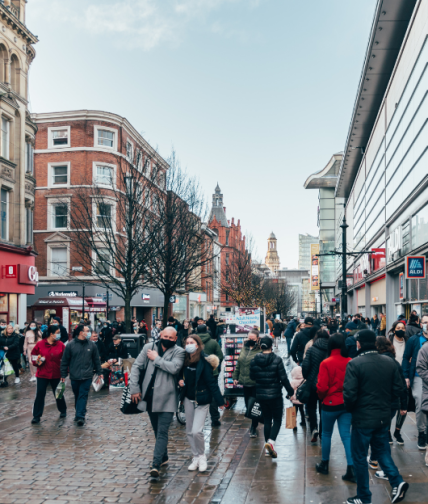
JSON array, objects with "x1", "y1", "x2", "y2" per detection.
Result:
[
  {"x1": 188, "y1": 455, "x2": 208, "y2": 472},
  {"x1": 29, "y1": 377, "x2": 36, "y2": 382},
  {"x1": 14, "y1": 377, "x2": 20, "y2": 384}
]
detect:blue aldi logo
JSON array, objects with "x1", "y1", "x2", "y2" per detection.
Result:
[{"x1": 405, "y1": 256, "x2": 426, "y2": 279}]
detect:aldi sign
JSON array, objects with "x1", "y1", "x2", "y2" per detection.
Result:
[{"x1": 405, "y1": 256, "x2": 426, "y2": 279}]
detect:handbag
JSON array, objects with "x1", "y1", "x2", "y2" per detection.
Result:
[
  {"x1": 120, "y1": 342, "x2": 154, "y2": 415},
  {"x1": 244, "y1": 396, "x2": 264, "y2": 424},
  {"x1": 295, "y1": 379, "x2": 312, "y2": 404}
]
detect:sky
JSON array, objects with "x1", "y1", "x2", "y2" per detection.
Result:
[{"x1": 27, "y1": 0, "x2": 375, "y2": 267}]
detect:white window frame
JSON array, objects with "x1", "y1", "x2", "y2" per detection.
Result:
[
  {"x1": 94, "y1": 125, "x2": 118, "y2": 151},
  {"x1": 48, "y1": 161, "x2": 70, "y2": 188},
  {"x1": 1, "y1": 186, "x2": 9, "y2": 240},
  {"x1": 143, "y1": 157, "x2": 151, "y2": 175},
  {"x1": 92, "y1": 198, "x2": 116, "y2": 232},
  {"x1": 92, "y1": 161, "x2": 116, "y2": 188},
  {"x1": 136, "y1": 149, "x2": 143, "y2": 172},
  {"x1": 25, "y1": 140, "x2": 34, "y2": 174},
  {"x1": 92, "y1": 247, "x2": 112, "y2": 277},
  {"x1": 1, "y1": 115, "x2": 10, "y2": 160},
  {"x1": 48, "y1": 126, "x2": 71, "y2": 149},
  {"x1": 126, "y1": 140, "x2": 134, "y2": 163},
  {"x1": 47, "y1": 243, "x2": 70, "y2": 278},
  {"x1": 47, "y1": 197, "x2": 70, "y2": 231}
]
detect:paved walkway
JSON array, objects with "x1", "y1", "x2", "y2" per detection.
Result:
[{"x1": 0, "y1": 342, "x2": 428, "y2": 503}]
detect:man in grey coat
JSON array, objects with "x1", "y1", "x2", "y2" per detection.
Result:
[
  {"x1": 416, "y1": 337, "x2": 428, "y2": 465},
  {"x1": 130, "y1": 326, "x2": 185, "y2": 477}
]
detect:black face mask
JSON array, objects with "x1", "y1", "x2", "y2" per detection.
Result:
[
  {"x1": 395, "y1": 330, "x2": 405, "y2": 339},
  {"x1": 248, "y1": 340, "x2": 256, "y2": 347},
  {"x1": 161, "y1": 338, "x2": 176, "y2": 349}
]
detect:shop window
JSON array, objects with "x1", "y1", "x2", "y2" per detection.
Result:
[
  {"x1": 411, "y1": 279, "x2": 418, "y2": 301},
  {"x1": 1, "y1": 187, "x2": 8, "y2": 240},
  {"x1": 1, "y1": 117, "x2": 9, "y2": 159},
  {"x1": 50, "y1": 247, "x2": 67, "y2": 277},
  {"x1": 419, "y1": 277, "x2": 428, "y2": 301},
  {"x1": 422, "y1": 303, "x2": 428, "y2": 318}
]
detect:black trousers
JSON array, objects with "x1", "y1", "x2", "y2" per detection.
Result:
[
  {"x1": 259, "y1": 397, "x2": 284, "y2": 442},
  {"x1": 8, "y1": 358, "x2": 20, "y2": 379},
  {"x1": 307, "y1": 388, "x2": 322, "y2": 435},
  {"x1": 295, "y1": 403, "x2": 305, "y2": 422},
  {"x1": 243, "y1": 386, "x2": 258, "y2": 429},
  {"x1": 209, "y1": 376, "x2": 220, "y2": 423},
  {"x1": 33, "y1": 377, "x2": 67, "y2": 419}
]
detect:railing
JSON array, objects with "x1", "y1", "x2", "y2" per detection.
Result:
[{"x1": 0, "y1": 1, "x2": 20, "y2": 20}]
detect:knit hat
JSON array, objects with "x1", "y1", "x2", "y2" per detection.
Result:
[
  {"x1": 346, "y1": 322, "x2": 358, "y2": 331},
  {"x1": 356, "y1": 329, "x2": 376, "y2": 345}
]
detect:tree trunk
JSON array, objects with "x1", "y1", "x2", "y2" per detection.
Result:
[
  {"x1": 162, "y1": 293, "x2": 171, "y2": 328},
  {"x1": 124, "y1": 291, "x2": 132, "y2": 333}
]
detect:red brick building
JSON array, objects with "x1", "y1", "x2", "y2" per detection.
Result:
[
  {"x1": 28, "y1": 110, "x2": 168, "y2": 330},
  {"x1": 208, "y1": 184, "x2": 245, "y2": 308}
]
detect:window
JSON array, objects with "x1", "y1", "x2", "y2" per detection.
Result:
[
  {"x1": 52, "y1": 129, "x2": 68, "y2": 146},
  {"x1": 412, "y1": 204, "x2": 428, "y2": 250},
  {"x1": 226, "y1": 271, "x2": 229, "y2": 282},
  {"x1": 50, "y1": 247, "x2": 67, "y2": 277},
  {"x1": 25, "y1": 206, "x2": 33, "y2": 244},
  {"x1": 25, "y1": 142, "x2": 34, "y2": 174},
  {"x1": 52, "y1": 204, "x2": 68, "y2": 229},
  {"x1": 126, "y1": 141, "x2": 133, "y2": 162},
  {"x1": 226, "y1": 230, "x2": 229, "y2": 246},
  {"x1": 144, "y1": 158, "x2": 150, "y2": 174},
  {"x1": 136, "y1": 150, "x2": 143, "y2": 171},
  {"x1": 98, "y1": 129, "x2": 114, "y2": 148},
  {"x1": 402, "y1": 221, "x2": 410, "y2": 255},
  {"x1": 95, "y1": 165, "x2": 113, "y2": 185},
  {"x1": 1, "y1": 117, "x2": 9, "y2": 159},
  {"x1": 52, "y1": 165, "x2": 68, "y2": 185},
  {"x1": 97, "y1": 203, "x2": 112, "y2": 228},
  {"x1": 226, "y1": 253, "x2": 229, "y2": 265},
  {"x1": 1, "y1": 188, "x2": 8, "y2": 240},
  {"x1": 95, "y1": 248, "x2": 111, "y2": 275}
]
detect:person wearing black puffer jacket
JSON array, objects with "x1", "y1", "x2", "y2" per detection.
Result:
[
  {"x1": 250, "y1": 336, "x2": 294, "y2": 459},
  {"x1": 290, "y1": 318, "x2": 317, "y2": 364},
  {"x1": 302, "y1": 329, "x2": 329, "y2": 443}
]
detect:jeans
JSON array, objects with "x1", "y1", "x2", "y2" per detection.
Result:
[
  {"x1": 352, "y1": 425, "x2": 403, "y2": 503},
  {"x1": 307, "y1": 388, "x2": 322, "y2": 435},
  {"x1": 321, "y1": 408, "x2": 352, "y2": 465},
  {"x1": 33, "y1": 377, "x2": 67, "y2": 419},
  {"x1": 286, "y1": 337, "x2": 292, "y2": 355},
  {"x1": 184, "y1": 398, "x2": 209, "y2": 456},
  {"x1": 209, "y1": 376, "x2": 220, "y2": 423},
  {"x1": 412, "y1": 376, "x2": 428, "y2": 433},
  {"x1": 70, "y1": 378, "x2": 92, "y2": 419},
  {"x1": 259, "y1": 397, "x2": 283, "y2": 442},
  {"x1": 243, "y1": 386, "x2": 258, "y2": 429},
  {"x1": 148, "y1": 411, "x2": 174, "y2": 466}
]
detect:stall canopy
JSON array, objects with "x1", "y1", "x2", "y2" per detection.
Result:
[
  {"x1": 85, "y1": 297, "x2": 107, "y2": 312},
  {"x1": 32, "y1": 297, "x2": 89, "y2": 309}
]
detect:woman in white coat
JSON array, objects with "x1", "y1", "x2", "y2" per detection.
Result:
[{"x1": 23, "y1": 321, "x2": 42, "y2": 382}]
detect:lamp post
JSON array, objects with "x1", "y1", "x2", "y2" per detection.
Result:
[{"x1": 340, "y1": 205, "x2": 348, "y2": 318}]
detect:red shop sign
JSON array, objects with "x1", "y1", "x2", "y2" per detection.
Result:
[
  {"x1": 18, "y1": 264, "x2": 39, "y2": 285},
  {"x1": 5, "y1": 265, "x2": 17, "y2": 278}
]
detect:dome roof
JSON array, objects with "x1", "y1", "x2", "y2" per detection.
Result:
[{"x1": 269, "y1": 232, "x2": 276, "y2": 239}]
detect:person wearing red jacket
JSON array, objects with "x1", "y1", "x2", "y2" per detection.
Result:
[
  {"x1": 30, "y1": 325, "x2": 67, "y2": 424},
  {"x1": 316, "y1": 333, "x2": 355, "y2": 483}
]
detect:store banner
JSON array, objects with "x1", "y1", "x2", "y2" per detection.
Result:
[
  {"x1": 405, "y1": 256, "x2": 426, "y2": 279},
  {"x1": 310, "y1": 244, "x2": 320, "y2": 291}
]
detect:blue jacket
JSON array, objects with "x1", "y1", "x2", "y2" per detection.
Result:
[
  {"x1": 402, "y1": 332, "x2": 428, "y2": 386},
  {"x1": 284, "y1": 319, "x2": 297, "y2": 339}
]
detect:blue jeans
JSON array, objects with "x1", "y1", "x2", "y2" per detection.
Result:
[
  {"x1": 286, "y1": 337, "x2": 292, "y2": 355},
  {"x1": 352, "y1": 425, "x2": 403, "y2": 503},
  {"x1": 70, "y1": 378, "x2": 92, "y2": 419},
  {"x1": 321, "y1": 409, "x2": 353, "y2": 465}
]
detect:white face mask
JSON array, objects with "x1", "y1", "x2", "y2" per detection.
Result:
[
  {"x1": 185, "y1": 343, "x2": 197, "y2": 354},
  {"x1": 423, "y1": 324, "x2": 428, "y2": 334}
]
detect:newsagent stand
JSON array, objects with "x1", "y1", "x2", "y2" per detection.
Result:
[{"x1": 222, "y1": 334, "x2": 246, "y2": 408}]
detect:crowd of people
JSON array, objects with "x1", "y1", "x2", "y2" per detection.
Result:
[{"x1": 2, "y1": 309, "x2": 428, "y2": 504}]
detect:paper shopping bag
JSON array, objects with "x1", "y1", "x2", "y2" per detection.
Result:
[{"x1": 285, "y1": 406, "x2": 296, "y2": 429}]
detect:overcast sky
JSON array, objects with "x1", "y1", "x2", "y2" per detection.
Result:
[{"x1": 28, "y1": 0, "x2": 375, "y2": 267}]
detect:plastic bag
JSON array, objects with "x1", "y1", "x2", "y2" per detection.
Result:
[
  {"x1": 55, "y1": 381, "x2": 65, "y2": 400},
  {"x1": 3, "y1": 358, "x2": 14, "y2": 376},
  {"x1": 92, "y1": 375, "x2": 104, "y2": 392},
  {"x1": 20, "y1": 354, "x2": 26, "y2": 370}
]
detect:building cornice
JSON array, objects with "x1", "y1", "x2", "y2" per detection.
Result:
[
  {"x1": 0, "y1": 4, "x2": 38, "y2": 45},
  {"x1": 0, "y1": 241, "x2": 37, "y2": 256}
]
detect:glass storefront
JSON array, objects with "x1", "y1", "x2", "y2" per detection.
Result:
[
  {"x1": 172, "y1": 295, "x2": 187, "y2": 322},
  {"x1": 0, "y1": 293, "x2": 18, "y2": 326}
]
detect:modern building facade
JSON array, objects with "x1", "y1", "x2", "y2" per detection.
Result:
[
  {"x1": 276, "y1": 268, "x2": 310, "y2": 316},
  {"x1": 333, "y1": 0, "x2": 427, "y2": 326},
  {"x1": 0, "y1": 1, "x2": 38, "y2": 326},
  {"x1": 298, "y1": 234, "x2": 318, "y2": 270}
]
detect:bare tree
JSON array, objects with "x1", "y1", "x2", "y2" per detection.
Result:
[
  {"x1": 262, "y1": 279, "x2": 297, "y2": 318},
  {"x1": 143, "y1": 150, "x2": 217, "y2": 326},
  {"x1": 58, "y1": 148, "x2": 166, "y2": 333}
]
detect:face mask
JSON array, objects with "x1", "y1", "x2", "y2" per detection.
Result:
[
  {"x1": 161, "y1": 338, "x2": 176, "y2": 349},
  {"x1": 423, "y1": 324, "x2": 428, "y2": 333},
  {"x1": 103, "y1": 324, "x2": 107, "y2": 327},
  {"x1": 52, "y1": 322, "x2": 58, "y2": 326},
  {"x1": 248, "y1": 340, "x2": 256, "y2": 347},
  {"x1": 0, "y1": 325, "x2": 6, "y2": 330},
  {"x1": 55, "y1": 333, "x2": 61, "y2": 341},
  {"x1": 30, "y1": 325, "x2": 36, "y2": 330},
  {"x1": 395, "y1": 330, "x2": 405, "y2": 339},
  {"x1": 86, "y1": 332, "x2": 91, "y2": 340},
  {"x1": 185, "y1": 343, "x2": 197, "y2": 354}
]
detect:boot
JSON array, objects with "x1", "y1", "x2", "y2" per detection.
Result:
[
  {"x1": 342, "y1": 465, "x2": 357, "y2": 483},
  {"x1": 316, "y1": 460, "x2": 329, "y2": 474}
]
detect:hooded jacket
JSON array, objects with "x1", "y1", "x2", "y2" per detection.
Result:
[
  {"x1": 284, "y1": 319, "x2": 297, "y2": 339},
  {"x1": 0, "y1": 330, "x2": 20, "y2": 361},
  {"x1": 232, "y1": 340, "x2": 263, "y2": 387},
  {"x1": 290, "y1": 326, "x2": 317, "y2": 364},
  {"x1": 181, "y1": 353, "x2": 225, "y2": 406},
  {"x1": 31, "y1": 339, "x2": 65, "y2": 380},
  {"x1": 198, "y1": 332, "x2": 224, "y2": 376},
  {"x1": 405, "y1": 322, "x2": 421, "y2": 339},
  {"x1": 343, "y1": 346, "x2": 406, "y2": 429},
  {"x1": 60, "y1": 337, "x2": 103, "y2": 381},
  {"x1": 250, "y1": 352, "x2": 294, "y2": 401},
  {"x1": 402, "y1": 331, "x2": 428, "y2": 386},
  {"x1": 316, "y1": 349, "x2": 351, "y2": 409},
  {"x1": 301, "y1": 337, "x2": 328, "y2": 389}
]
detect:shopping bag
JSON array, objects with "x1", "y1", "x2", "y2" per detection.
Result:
[
  {"x1": 109, "y1": 365, "x2": 125, "y2": 390},
  {"x1": 285, "y1": 406, "x2": 297, "y2": 429},
  {"x1": 3, "y1": 358, "x2": 14, "y2": 376},
  {"x1": 244, "y1": 396, "x2": 264, "y2": 424},
  {"x1": 20, "y1": 354, "x2": 26, "y2": 370},
  {"x1": 55, "y1": 381, "x2": 65, "y2": 400},
  {"x1": 120, "y1": 384, "x2": 143, "y2": 415},
  {"x1": 92, "y1": 375, "x2": 104, "y2": 392}
]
